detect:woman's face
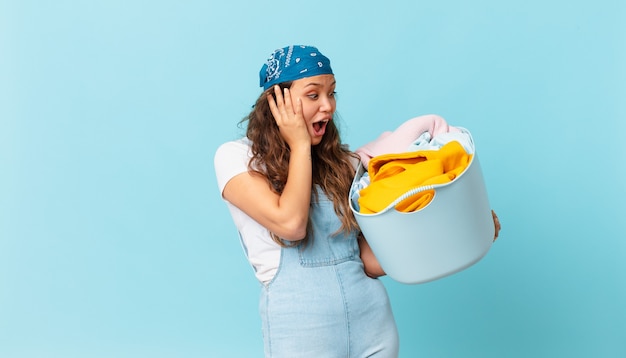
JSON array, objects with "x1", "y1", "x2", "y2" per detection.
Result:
[{"x1": 288, "y1": 74, "x2": 336, "y2": 145}]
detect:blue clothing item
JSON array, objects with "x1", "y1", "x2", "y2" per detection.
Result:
[
  {"x1": 259, "y1": 187, "x2": 399, "y2": 357},
  {"x1": 260, "y1": 45, "x2": 333, "y2": 90}
]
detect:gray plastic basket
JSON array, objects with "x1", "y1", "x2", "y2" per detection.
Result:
[{"x1": 350, "y1": 136, "x2": 494, "y2": 284}]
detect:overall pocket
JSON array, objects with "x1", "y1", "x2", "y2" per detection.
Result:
[{"x1": 299, "y1": 196, "x2": 359, "y2": 267}]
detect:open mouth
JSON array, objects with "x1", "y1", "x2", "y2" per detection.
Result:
[{"x1": 312, "y1": 120, "x2": 329, "y2": 136}]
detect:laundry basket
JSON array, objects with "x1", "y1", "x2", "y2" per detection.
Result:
[{"x1": 350, "y1": 134, "x2": 494, "y2": 284}]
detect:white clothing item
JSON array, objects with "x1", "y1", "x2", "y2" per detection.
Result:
[
  {"x1": 406, "y1": 127, "x2": 475, "y2": 154},
  {"x1": 214, "y1": 138, "x2": 281, "y2": 285}
]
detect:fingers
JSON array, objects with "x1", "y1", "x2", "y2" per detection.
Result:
[
  {"x1": 492, "y1": 210, "x2": 501, "y2": 242},
  {"x1": 267, "y1": 85, "x2": 296, "y2": 125},
  {"x1": 294, "y1": 96, "x2": 303, "y2": 117},
  {"x1": 267, "y1": 86, "x2": 282, "y2": 121},
  {"x1": 282, "y1": 87, "x2": 294, "y2": 115},
  {"x1": 267, "y1": 92, "x2": 279, "y2": 120}
]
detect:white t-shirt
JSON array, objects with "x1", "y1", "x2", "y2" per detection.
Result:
[{"x1": 214, "y1": 138, "x2": 281, "y2": 285}]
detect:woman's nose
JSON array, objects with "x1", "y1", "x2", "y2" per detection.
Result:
[{"x1": 320, "y1": 95, "x2": 334, "y2": 112}]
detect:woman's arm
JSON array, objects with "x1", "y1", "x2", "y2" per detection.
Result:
[
  {"x1": 358, "y1": 233, "x2": 386, "y2": 278},
  {"x1": 223, "y1": 86, "x2": 312, "y2": 241}
]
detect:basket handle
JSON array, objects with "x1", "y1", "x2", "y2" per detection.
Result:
[{"x1": 379, "y1": 183, "x2": 450, "y2": 214}]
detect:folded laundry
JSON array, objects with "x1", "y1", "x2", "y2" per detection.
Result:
[
  {"x1": 358, "y1": 140, "x2": 471, "y2": 214},
  {"x1": 355, "y1": 114, "x2": 460, "y2": 167},
  {"x1": 351, "y1": 127, "x2": 474, "y2": 212}
]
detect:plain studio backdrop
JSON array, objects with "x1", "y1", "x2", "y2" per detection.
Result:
[{"x1": 1, "y1": 1, "x2": 624, "y2": 357}]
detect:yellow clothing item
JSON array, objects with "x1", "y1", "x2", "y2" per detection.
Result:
[{"x1": 358, "y1": 140, "x2": 472, "y2": 214}]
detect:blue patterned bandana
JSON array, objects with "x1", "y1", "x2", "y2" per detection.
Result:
[{"x1": 259, "y1": 45, "x2": 333, "y2": 90}]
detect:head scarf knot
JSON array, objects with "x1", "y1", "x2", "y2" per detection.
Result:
[{"x1": 259, "y1": 45, "x2": 333, "y2": 90}]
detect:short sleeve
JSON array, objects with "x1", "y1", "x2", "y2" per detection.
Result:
[{"x1": 214, "y1": 139, "x2": 252, "y2": 194}]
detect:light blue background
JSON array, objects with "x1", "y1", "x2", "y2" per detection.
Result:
[{"x1": 1, "y1": 0, "x2": 625, "y2": 357}]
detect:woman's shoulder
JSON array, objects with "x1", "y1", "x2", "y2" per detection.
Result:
[
  {"x1": 214, "y1": 137, "x2": 253, "y2": 192},
  {"x1": 215, "y1": 137, "x2": 251, "y2": 159},
  {"x1": 217, "y1": 137, "x2": 251, "y2": 151}
]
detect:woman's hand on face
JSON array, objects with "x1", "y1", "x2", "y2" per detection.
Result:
[{"x1": 267, "y1": 85, "x2": 311, "y2": 148}]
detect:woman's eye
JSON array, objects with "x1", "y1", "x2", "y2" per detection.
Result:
[
  {"x1": 330, "y1": 91, "x2": 337, "y2": 97},
  {"x1": 307, "y1": 93, "x2": 319, "y2": 99}
]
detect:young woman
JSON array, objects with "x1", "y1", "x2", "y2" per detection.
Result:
[
  {"x1": 214, "y1": 45, "x2": 400, "y2": 357},
  {"x1": 215, "y1": 45, "x2": 502, "y2": 357}
]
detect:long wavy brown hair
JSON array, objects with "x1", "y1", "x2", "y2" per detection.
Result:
[{"x1": 240, "y1": 81, "x2": 360, "y2": 246}]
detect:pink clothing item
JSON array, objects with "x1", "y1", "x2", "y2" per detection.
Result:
[{"x1": 355, "y1": 114, "x2": 460, "y2": 167}]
